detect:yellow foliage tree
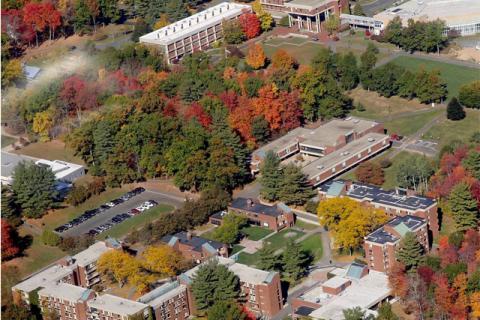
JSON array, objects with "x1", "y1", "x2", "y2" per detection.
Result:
[
  {"x1": 471, "y1": 292, "x2": 480, "y2": 318},
  {"x1": 2, "y1": 59, "x2": 24, "y2": 88},
  {"x1": 251, "y1": 0, "x2": 273, "y2": 31},
  {"x1": 153, "y1": 14, "x2": 169, "y2": 30},
  {"x1": 32, "y1": 109, "x2": 54, "y2": 142},
  {"x1": 246, "y1": 43, "x2": 266, "y2": 70},
  {"x1": 142, "y1": 245, "x2": 185, "y2": 276},
  {"x1": 97, "y1": 250, "x2": 141, "y2": 287},
  {"x1": 317, "y1": 197, "x2": 388, "y2": 254}
]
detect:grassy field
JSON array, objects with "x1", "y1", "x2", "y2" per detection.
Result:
[
  {"x1": 294, "y1": 219, "x2": 319, "y2": 230},
  {"x1": 390, "y1": 56, "x2": 480, "y2": 99},
  {"x1": 231, "y1": 244, "x2": 245, "y2": 255},
  {"x1": 2, "y1": 135, "x2": 16, "y2": 148},
  {"x1": 300, "y1": 234, "x2": 323, "y2": 262},
  {"x1": 422, "y1": 109, "x2": 480, "y2": 147},
  {"x1": 262, "y1": 39, "x2": 324, "y2": 65},
  {"x1": 382, "y1": 151, "x2": 414, "y2": 189},
  {"x1": 241, "y1": 226, "x2": 274, "y2": 241},
  {"x1": 349, "y1": 88, "x2": 429, "y2": 121},
  {"x1": 14, "y1": 140, "x2": 84, "y2": 164},
  {"x1": 383, "y1": 108, "x2": 444, "y2": 137},
  {"x1": 98, "y1": 204, "x2": 174, "y2": 240}
]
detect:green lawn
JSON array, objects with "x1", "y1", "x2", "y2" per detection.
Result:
[
  {"x1": 231, "y1": 244, "x2": 245, "y2": 255},
  {"x1": 383, "y1": 108, "x2": 443, "y2": 137},
  {"x1": 422, "y1": 109, "x2": 480, "y2": 148},
  {"x1": 262, "y1": 40, "x2": 324, "y2": 65},
  {"x1": 241, "y1": 226, "x2": 273, "y2": 241},
  {"x1": 300, "y1": 234, "x2": 323, "y2": 262},
  {"x1": 294, "y1": 219, "x2": 318, "y2": 230},
  {"x1": 98, "y1": 204, "x2": 174, "y2": 240},
  {"x1": 2, "y1": 135, "x2": 16, "y2": 148},
  {"x1": 390, "y1": 56, "x2": 480, "y2": 99},
  {"x1": 382, "y1": 151, "x2": 415, "y2": 190},
  {"x1": 236, "y1": 252, "x2": 258, "y2": 266},
  {"x1": 14, "y1": 140, "x2": 84, "y2": 164}
]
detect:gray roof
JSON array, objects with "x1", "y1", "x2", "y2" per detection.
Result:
[
  {"x1": 161, "y1": 231, "x2": 225, "y2": 253},
  {"x1": 23, "y1": 65, "x2": 41, "y2": 80},
  {"x1": 365, "y1": 215, "x2": 426, "y2": 244},
  {"x1": 1, "y1": 152, "x2": 38, "y2": 178},
  {"x1": 230, "y1": 198, "x2": 288, "y2": 217}
]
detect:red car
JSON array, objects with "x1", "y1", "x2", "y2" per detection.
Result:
[{"x1": 129, "y1": 208, "x2": 141, "y2": 216}]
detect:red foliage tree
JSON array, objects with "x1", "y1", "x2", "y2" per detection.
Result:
[
  {"x1": 23, "y1": 2, "x2": 61, "y2": 45},
  {"x1": 417, "y1": 265, "x2": 435, "y2": 285},
  {"x1": 185, "y1": 102, "x2": 212, "y2": 129},
  {"x1": 238, "y1": 13, "x2": 261, "y2": 39},
  {"x1": 108, "y1": 70, "x2": 141, "y2": 94},
  {"x1": 1, "y1": 219, "x2": 20, "y2": 260},
  {"x1": 434, "y1": 274, "x2": 455, "y2": 318},
  {"x1": 219, "y1": 90, "x2": 239, "y2": 111},
  {"x1": 228, "y1": 96, "x2": 254, "y2": 142},
  {"x1": 439, "y1": 236, "x2": 459, "y2": 267},
  {"x1": 163, "y1": 97, "x2": 179, "y2": 117},
  {"x1": 388, "y1": 263, "x2": 409, "y2": 300},
  {"x1": 60, "y1": 75, "x2": 87, "y2": 115},
  {"x1": 1, "y1": 9, "x2": 34, "y2": 44},
  {"x1": 355, "y1": 161, "x2": 385, "y2": 185},
  {"x1": 459, "y1": 229, "x2": 480, "y2": 270}
]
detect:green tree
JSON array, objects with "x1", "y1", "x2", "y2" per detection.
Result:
[
  {"x1": 324, "y1": 15, "x2": 340, "y2": 35},
  {"x1": 2, "y1": 303, "x2": 36, "y2": 320},
  {"x1": 278, "y1": 164, "x2": 315, "y2": 205},
  {"x1": 74, "y1": 0, "x2": 92, "y2": 32},
  {"x1": 41, "y1": 230, "x2": 61, "y2": 246},
  {"x1": 448, "y1": 182, "x2": 479, "y2": 231},
  {"x1": 337, "y1": 52, "x2": 359, "y2": 90},
  {"x1": 131, "y1": 18, "x2": 151, "y2": 42},
  {"x1": 12, "y1": 161, "x2": 57, "y2": 219},
  {"x1": 343, "y1": 307, "x2": 374, "y2": 320},
  {"x1": 244, "y1": 77, "x2": 264, "y2": 98},
  {"x1": 360, "y1": 43, "x2": 379, "y2": 90},
  {"x1": 446, "y1": 97, "x2": 465, "y2": 120},
  {"x1": 394, "y1": 154, "x2": 433, "y2": 191},
  {"x1": 223, "y1": 19, "x2": 244, "y2": 44},
  {"x1": 204, "y1": 137, "x2": 242, "y2": 191},
  {"x1": 211, "y1": 213, "x2": 247, "y2": 245},
  {"x1": 376, "y1": 303, "x2": 399, "y2": 320},
  {"x1": 98, "y1": 0, "x2": 120, "y2": 23},
  {"x1": 282, "y1": 238, "x2": 308, "y2": 281},
  {"x1": 458, "y1": 80, "x2": 480, "y2": 109},
  {"x1": 259, "y1": 151, "x2": 283, "y2": 201},
  {"x1": 414, "y1": 68, "x2": 447, "y2": 104},
  {"x1": 396, "y1": 232, "x2": 424, "y2": 270},
  {"x1": 191, "y1": 261, "x2": 240, "y2": 310},
  {"x1": 1, "y1": 185, "x2": 21, "y2": 227},
  {"x1": 462, "y1": 150, "x2": 480, "y2": 179},
  {"x1": 256, "y1": 243, "x2": 279, "y2": 271},
  {"x1": 251, "y1": 115, "x2": 270, "y2": 143},
  {"x1": 207, "y1": 300, "x2": 245, "y2": 320},
  {"x1": 353, "y1": 3, "x2": 365, "y2": 16},
  {"x1": 384, "y1": 16, "x2": 403, "y2": 47},
  {"x1": 371, "y1": 63, "x2": 404, "y2": 97}
]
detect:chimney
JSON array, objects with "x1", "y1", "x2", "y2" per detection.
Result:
[{"x1": 186, "y1": 232, "x2": 192, "y2": 240}]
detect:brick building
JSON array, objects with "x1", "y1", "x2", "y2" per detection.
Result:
[
  {"x1": 261, "y1": 0, "x2": 348, "y2": 33},
  {"x1": 251, "y1": 117, "x2": 389, "y2": 186},
  {"x1": 38, "y1": 283, "x2": 95, "y2": 320},
  {"x1": 180, "y1": 257, "x2": 283, "y2": 318},
  {"x1": 139, "y1": 2, "x2": 251, "y2": 64},
  {"x1": 364, "y1": 215, "x2": 429, "y2": 272},
  {"x1": 318, "y1": 180, "x2": 439, "y2": 237},
  {"x1": 161, "y1": 231, "x2": 229, "y2": 263},
  {"x1": 223, "y1": 198, "x2": 295, "y2": 231},
  {"x1": 137, "y1": 281, "x2": 194, "y2": 320}
]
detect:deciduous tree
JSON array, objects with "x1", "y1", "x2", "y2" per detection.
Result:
[
  {"x1": 355, "y1": 162, "x2": 384, "y2": 185},
  {"x1": 211, "y1": 213, "x2": 247, "y2": 245},
  {"x1": 143, "y1": 245, "x2": 185, "y2": 276},
  {"x1": 238, "y1": 13, "x2": 260, "y2": 39},
  {"x1": 246, "y1": 43, "x2": 266, "y2": 70},
  {"x1": 458, "y1": 80, "x2": 480, "y2": 109},
  {"x1": 1, "y1": 219, "x2": 20, "y2": 260}
]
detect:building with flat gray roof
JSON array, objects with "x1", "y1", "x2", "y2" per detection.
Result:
[
  {"x1": 87, "y1": 294, "x2": 148, "y2": 319},
  {"x1": 374, "y1": 0, "x2": 480, "y2": 36}
]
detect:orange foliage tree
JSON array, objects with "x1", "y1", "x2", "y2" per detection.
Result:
[{"x1": 246, "y1": 43, "x2": 266, "y2": 70}]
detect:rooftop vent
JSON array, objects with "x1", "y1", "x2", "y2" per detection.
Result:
[
  {"x1": 368, "y1": 138, "x2": 375, "y2": 142},
  {"x1": 345, "y1": 117, "x2": 352, "y2": 121},
  {"x1": 353, "y1": 119, "x2": 359, "y2": 123},
  {"x1": 316, "y1": 165, "x2": 324, "y2": 170}
]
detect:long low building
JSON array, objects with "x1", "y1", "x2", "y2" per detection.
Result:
[
  {"x1": 140, "y1": 2, "x2": 251, "y2": 64},
  {"x1": 251, "y1": 117, "x2": 390, "y2": 186},
  {"x1": 373, "y1": 0, "x2": 480, "y2": 36}
]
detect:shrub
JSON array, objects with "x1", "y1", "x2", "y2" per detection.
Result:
[
  {"x1": 305, "y1": 200, "x2": 319, "y2": 214},
  {"x1": 88, "y1": 177, "x2": 106, "y2": 195},
  {"x1": 66, "y1": 185, "x2": 91, "y2": 206},
  {"x1": 41, "y1": 230, "x2": 61, "y2": 246},
  {"x1": 355, "y1": 103, "x2": 366, "y2": 112},
  {"x1": 380, "y1": 159, "x2": 392, "y2": 169}
]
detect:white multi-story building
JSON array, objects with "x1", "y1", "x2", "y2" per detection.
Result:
[{"x1": 139, "y1": 2, "x2": 251, "y2": 64}]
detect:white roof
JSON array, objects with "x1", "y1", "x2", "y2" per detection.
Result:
[
  {"x1": 88, "y1": 294, "x2": 147, "y2": 316},
  {"x1": 374, "y1": 0, "x2": 480, "y2": 27},
  {"x1": 38, "y1": 282, "x2": 92, "y2": 302},
  {"x1": 322, "y1": 276, "x2": 350, "y2": 289},
  {"x1": 72, "y1": 241, "x2": 112, "y2": 267},
  {"x1": 137, "y1": 282, "x2": 186, "y2": 308},
  {"x1": 309, "y1": 270, "x2": 391, "y2": 320},
  {"x1": 139, "y1": 2, "x2": 251, "y2": 46},
  {"x1": 12, "y1": 265, "x2": 74, "y2": 293},
  {"x1": 35, "y1": 159, "x2": 84, "y2": 181}
]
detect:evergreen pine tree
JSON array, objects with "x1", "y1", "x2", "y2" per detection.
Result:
[
  {"x1": 251, "y1": 116, "x2": 270, "y2": 143},
  {"x1": 257, "y1": 244, "x2": 278, "y2": 271},
  {"x1": 449, "y1": 182, "x2": 479, "y2": 231},
  {"x1": 1, "y1": 186, "x2": 21, "y2": 227},
  {"x1": 282, "y1": 238, "x2": 308, "y2": 281},
  {"x1": 462, "y1": 150, "x2": 480, "y2": 179},
  {"x1": 446, "y1": 97, "x2": 466, "y2": 121},
  {"x1": 213, "y1": 264, "x2": 240, "y2": 302},
  {"x1": 207, "y1": 301, "x2": 245, "y2": 320},
  {"x1": 278, "y1": 164, "x2": 316, "y2": 205},
  {"x1": 396, "y1": 232, "x2": 424, "y2": 270},
  {"x1": 74, "y1": 0, "x2": 92, "y2": 32},
  {"x1": 259, "y1": 151, "x2": 282, "y2": 202}
]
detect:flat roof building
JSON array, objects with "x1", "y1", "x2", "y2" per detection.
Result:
[
  {"x1": 38, "y1": 283, "x2": 95, "y2": 320},
  {"x1": 1, "y1": 151, "x2": 85, "y2": 185},
  {"x1": 364, "y1": 215, "x2": 429, "y2": 272},
  {"x1": 374, "y1": 0, "x2": 480, "y2": 36},
  {"x1": 140, "y1": 2, "x2": 251, "y2": 64},
  {"x1": 292, "y1": 263, "x2": 391, "y2": 320},
  {"x1": 318, "y1": 180, "x2": 439, "y2": 236},
  {"x1": 87, "y1": 294, "x2": 148, "y2": 320},
  {"x1": 180, "y1": 257, "x2": 283, "y2": 318},
  {"x1": 251, "y1": 117, "x2": 389, "y2": 186}
]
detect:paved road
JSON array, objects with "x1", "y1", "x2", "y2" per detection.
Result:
[
  {"x1": 362, "y1": 0, "x2": 398, "y2": 16},
  {"x1": 60, "y1": 190, "x2": 185, "y2": 237}
]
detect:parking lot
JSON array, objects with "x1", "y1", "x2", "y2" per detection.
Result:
[
  {"x1": 405, "y1": 139, "x2": 438, "y2": 157},
  {"x1": 59, "y1": 190, "x2": 185, "y2": 238}
]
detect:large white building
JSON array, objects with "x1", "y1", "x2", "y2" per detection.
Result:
[
  {"x1": 139, "y1": 2, "x2": 251, "y2": 64},
  {"x1": 373, "y1": 0, "x2": 480, "y2": 36}
]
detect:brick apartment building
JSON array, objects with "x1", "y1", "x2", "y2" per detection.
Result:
[
  {"x1": 364, "y1": 215, "x2": 429, "y2": 272},
  {"x1": 261, "y1": 0, "x2": 348, "y2": 33},
  {"x1": 161, "y1": 231, "x2": 229, "y2": 263},
  {"x1": 87, "y1": 294, "x2": 149, "y2": 320},
  {"x1": 180, "y1": 257, "x2": 283, "y2": 318},
  {"x1": 38, "y1": 283, "x2": 95, "y2": 320},
  {"x1": 219, "y1": 197, "x2": 295, "y2": 231},
  {"x1": 138, "y1": 281, "x2": 194, "y2": 320},
  {"x1": 318, "y1": 180, "x2": 439, "y2": 237},
  {"x1": 139, "y1": 2, "x2": 251, "y2": 64},
  {"x1": 251, "y1": 117, "x2": 390, "y2": 186}
]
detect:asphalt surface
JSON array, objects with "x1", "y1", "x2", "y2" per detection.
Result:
[
  {"x1": 59, "y1": 190, "x2": 185, "y2": 238},
  {"x1": 362, "y1": 0, "x2": 399, "y2": 16}
]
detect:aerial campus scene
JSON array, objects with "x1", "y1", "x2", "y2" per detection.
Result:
[{"x1": 1, "y1": 0, "x2": 479, "y2": 319}]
